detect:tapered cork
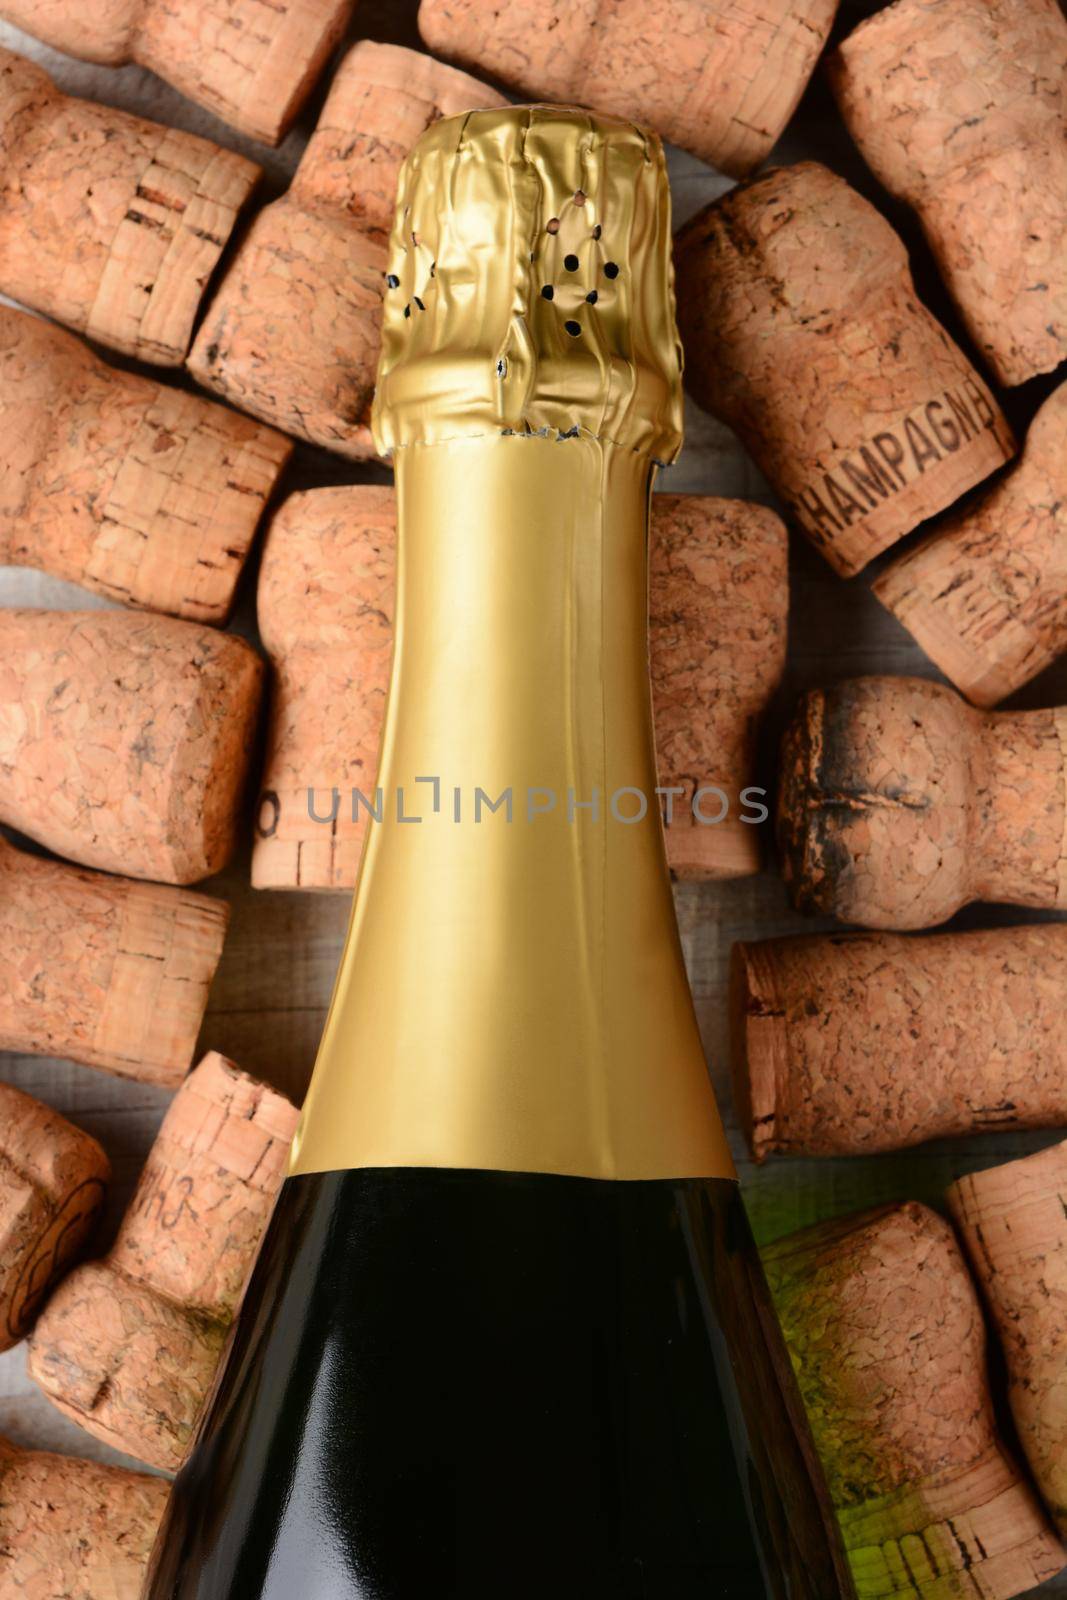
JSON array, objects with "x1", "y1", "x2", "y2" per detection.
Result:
[
  {"x1": 0, "y1": 47, "x2": 260, "y2": 365},
  {"x1": 418, "y1": 0, "x2": 838, "y2": 179},
  {"x1": 28, "y1": 1052, "x2": 297, "y2": 1473},
  {"x1": 0, "y1": 307, "x2": 291, "y2": 624},
  {"x1": 0, "y1": 609, "x2": 264, "y2": 884},
  {"x1": 731, "y1": 923, "x2": 1067, "y2": 1160},
  {"x1": 949, "y1": 1142, "x2": 1067, "y2": 1540},
  {"x1": 763, "y1": 1203, "x2": 1067, "y2": 1599},
  {"x1": 0, "y1": 0, "x2": 357, "y2": 146},
  {"x1": 829, "y1": 0, "x2": 1067, "y2": 387},
  {"x1": 674, "y1": 162, "x2": 1016, "y2": 577},
  {"x1": 874, "y1": 382, "x2": 1067, "y2": 708},
  {"x1": 0, "y1": 834, "x2": 228, "y2": 1086},
  {"x1": 252, "y1": 487, "x2": 786, "y2": 888},
  {"x1": 0, "y1": 1083, "x2": 108, "y2": 1352},
  {"x1": 777, "y1": 676, "x2": 1067, "y2": 929},
  {"x1": 188, "y1": 43, "x2": 504, "y2": 458},
  {"x1": 0, "y1": 1435, "x2": 168, "y2": 1599}
]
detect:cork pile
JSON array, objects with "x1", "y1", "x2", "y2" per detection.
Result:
[{"x1": 0, "y1": 0, "x2": 1061, "y2": 1596}]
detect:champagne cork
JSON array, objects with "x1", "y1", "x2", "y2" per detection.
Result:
[
  {"x1": 0, "y1": 609, "x2": 264, "y2": 885},
  {"x1": 829, "y1": 0, "x2": 1067, "y2": 388},
  {"x1": 28, "y1": 1052, "x2": 298, "y2": 1473},
  {"x1": 949, "y1": 1142, "x2": 1067, "y2": 1539},
  {"x1": 874, "y1": 382, "x2": 1067, "y2": 708},
  {"x1": 0, "y1": 1082, "x2": 108, "y2": 1351},
  {"x1": 418, "y1": 0, "x2": 838, "y2": 179},
  {"x1": 674, "y1": 162, "x2": 1016, "y2": 577},
  {"x1": 651, "y1": 493, "x2": 787, "y2": 878},
  {"x1": 189, "y1": 43, "x2": 504, "y2": 458},
  {"x1": 252, "y1": 487, "x2": 786, "y2": 888},
  {"x1": 763, "y1": 1203, "x2": 1067, "y2": 1599},
  {"x1": 253, "y1": 486, "x2": 395, "y2": 891},
  {"x1": 0, "y1": 834, "x2": 228, "y2": 1086},
  {"x1": 0, "y1": 307, "x2": 291, "y2": 624},
  {"x1": 0, "y1": 1435, "x2": 168, "y2": 1599},
  {"x1": 731, "y1": 923, "x2": 1067, "y2": 1160},
  {"x1": 0, "y1": 0, "x2": 356, "y2": 146},
  {"x1": 777, "y1": 675, "x2": 1067, "y2": 929},
  {"x1": 0, "y1": 47, "x2": 259, "y2": 365}
]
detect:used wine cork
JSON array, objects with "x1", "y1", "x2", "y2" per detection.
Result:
[
  {"x1": 0, "y1": 1435, "x2": 168, "y2": 1599},
  {"x1": 874, "y1": 381, "x2": 1067, "y2": 708},
  {"x1": 0, "y1": 47, "x2": 260, "y2": 365},
  {"x1": 674, "y1": 162, "x2": 1016, "y2": 577},
  {"x1": 731, "y1": 923, "x2": 1067, "y2": 1161},
  {"x1": 418, "y1": 0, "x2": 838, "y2": 179},
  {"x1": 189, "y1": 43, "x2": 504, "y2": 458},
  {"x1": 0, "y1": 833, "x2": 228, "y2": 1086},
  {"x1": 252, "y1": 487, "x2": 787, "y2": 888},
  {"x1": 829, "y1": 0, "x2": 1067, "y2": 387},
  {"x1": 0, "y1": 1083, "x2": 109, "y2": 1352},
  {"x1": 28, "y1": 1052, "x2": 298, "y2": 1473},
  {"x1": 0, "y1": 307, "x2": 291, "y2": 624},
  {"x1": 0, "y1": 609, "x2": 264, "y2": 884},
  {"x1": 763, "y1": 1203, "x2": 1067, "y2": 1599},
  {"x1": 949, "y1": 1142, "x2": 1067, "y2": 1539},
  {"x1": 777, "y1": 675, "x2": 1067, "y2": 929},
  {"x1": 0, "y1": 0, "x2": 356, "y2": 146}
]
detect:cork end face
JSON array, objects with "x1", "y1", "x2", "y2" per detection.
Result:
[
  {"x1": 372, "y1": 105, "x2": 684, "y2": 462},
  {"x1": 777, "y1": 677, "x2": 974, "y2": 930}
]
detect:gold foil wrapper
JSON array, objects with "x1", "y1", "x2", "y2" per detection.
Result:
[
  {"x1": 372, "y1": 105, "x2": 684, "y2": 462},
  {"x1": 293, "y1": 107, "x2": 732, "y2": 1182}
]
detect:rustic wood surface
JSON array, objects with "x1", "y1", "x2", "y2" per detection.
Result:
[{"x1": 0, "y1": 7, "x2": 1064, "y2": 1594}]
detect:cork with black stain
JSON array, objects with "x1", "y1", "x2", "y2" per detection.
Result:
[{"x1": 777, "y1": 675, "x2": 1067, "y2": 928}]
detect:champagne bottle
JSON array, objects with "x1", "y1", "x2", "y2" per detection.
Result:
[{"x1": 145, "y1": 107, "x2": 851, "y2": 1599}]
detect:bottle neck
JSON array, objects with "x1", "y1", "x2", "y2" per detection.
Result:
[{"x1": 290, "y1": 433, "x2": 732, "y2": 1182}]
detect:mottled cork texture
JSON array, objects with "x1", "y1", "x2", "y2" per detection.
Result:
[
  {"x1": 674, "y1": 162, "x2": 1015, "y2": 576},
  {"x1": 0, "y1": 834, "x2": 228, "y2": 1085},
  {"x1": 253, "y1": 487, "x2": 787, "y2": 889},
  {"x1": 0, "y1": 307, "x2": 291, "y2": 623},
  {"x1": 764, "y1": 1203, "x2": 1067, "y2": 1598},
  {"x1": 778, "y1": 676, "x2": 1067, "y2": 928},
  {"x1": 0, "y1": 1436, "x2": 168, "y2": 1600},
  {"x1": 0, "y1": 609, "x2": 264, "y2": 884},
  {"x1": 189, "y1": 43, "x2": 504, "y2": 458},
  {"x1": 875, "y1": 382, "x2": 1067, "y2": 707},
  {"x1": 418, "y1": 0, "x2": 838, "y2": 179},
  {"x1": 732, "y1": 923, "x2": 1067, "y2": 1159},
  {"x1": 0, "y1": 47, "x2": 260, "y2": 364},
  {"x1": 831, "y1": 0, "x2": 1067, "y2": 386},
  {"x1": 950, "y1": 1142, "x2": 1067, "y2": 1540},
  {"x1": 0, "y1": 0, "x2": 356, "y2": 144},
  {"x1": 0, "y1": 1083, "x2": 109, "y2": 1352},
  {"x1": 28, "y1": 1052, "x2": 297, "y2": 1472}
]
